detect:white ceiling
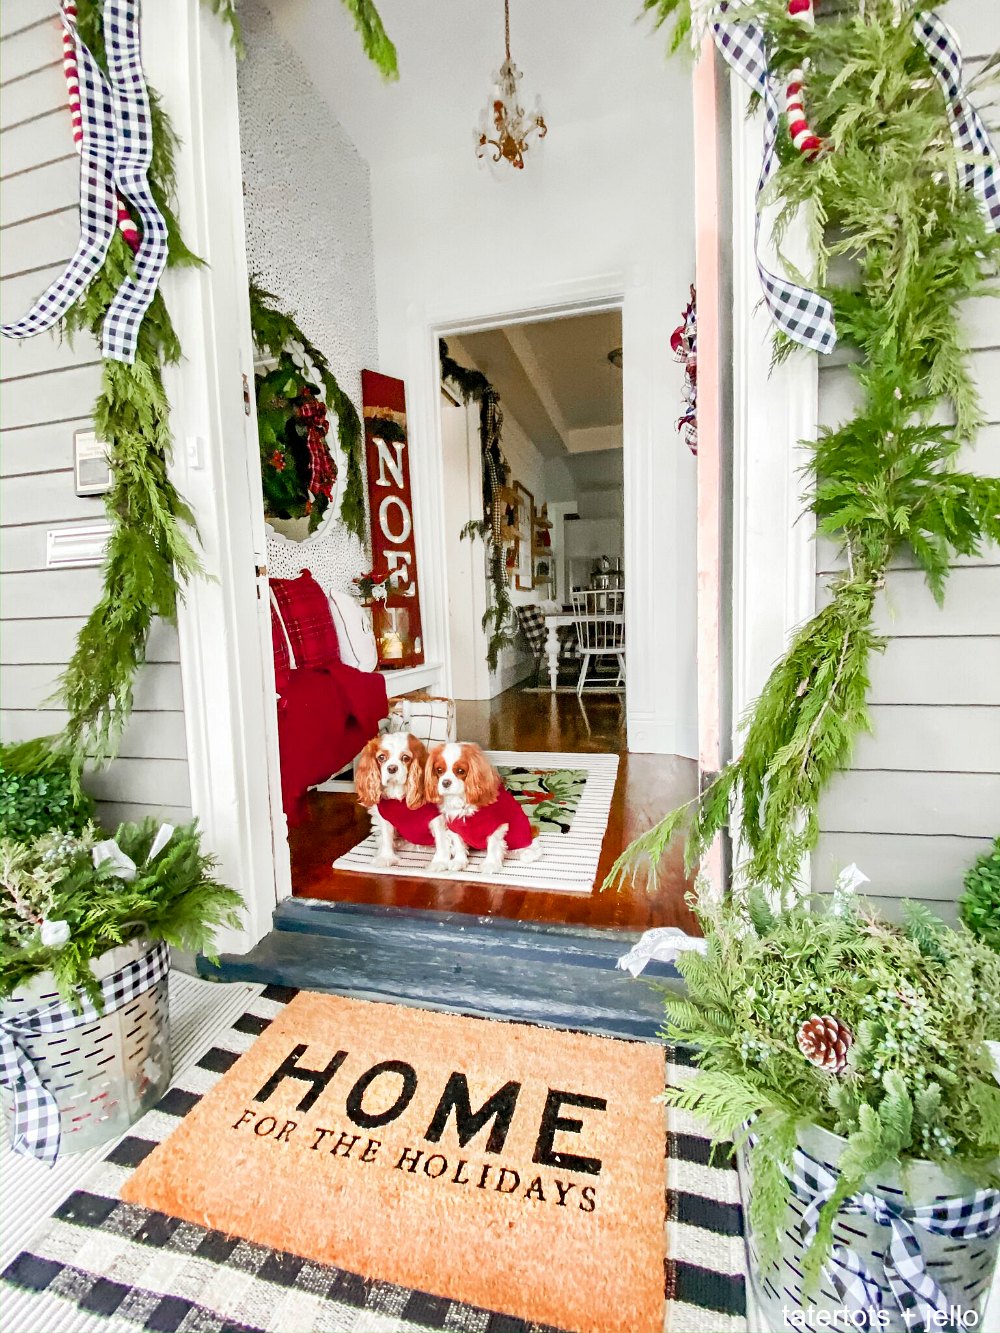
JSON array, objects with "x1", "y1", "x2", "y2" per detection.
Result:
[
  {"x1": 459, "y1": 310, "x2": 623, "y2": 457},
  {"x1": 264, "y1": 0, "x2": 683, "y2": 168}
]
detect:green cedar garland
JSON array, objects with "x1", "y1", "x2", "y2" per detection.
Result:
[
  {"x1": 248, "y1": 280, "x2": 367, "y2": 544},
  {"x1": 441, "y1": 341, "x2": 517, "y2": 673},
  {"x1": 611, "y1": 0, "x2": 1000, "y2": 896}
]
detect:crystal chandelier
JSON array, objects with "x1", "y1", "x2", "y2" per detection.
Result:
[{"x1": 475, "y1": 0, "x2": 547, "y2": 171}]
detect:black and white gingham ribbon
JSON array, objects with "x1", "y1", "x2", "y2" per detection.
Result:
[
  {"x1": 0, "y1": 0, "x2": 167, "y2": 365},
  {"x1": 710, "y1": 6, "x2": 1000, "y2": 356},
  {"x1": 0, "y1": 941, "x2": 169, "y2": 1166},
  {"x1": 794, "y1": 1141, "x2": 1000, "y2": 1330},
  {"x1": 711, "y1": 5, "x2": 838, "y2": 355},
  {"x1": 914, "y1": 11, "x2": 1000, "y2": 235}
]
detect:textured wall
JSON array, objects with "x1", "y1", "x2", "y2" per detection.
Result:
[{"x1": 238, "y1": 0, "x2": 377, "y2": 591}]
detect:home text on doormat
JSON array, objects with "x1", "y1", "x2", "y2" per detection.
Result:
[{"x1": 122, "y1": 992, "x2": 667, "y2": 1333}]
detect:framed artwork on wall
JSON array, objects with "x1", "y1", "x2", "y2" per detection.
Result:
[{"x1": 513, "y1": 481, "x2": 535, "y2": 591}]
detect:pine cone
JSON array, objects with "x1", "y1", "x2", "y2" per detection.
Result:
[{"x1": 796, "y1": 1014, "x2": 852, "y2": 1073}]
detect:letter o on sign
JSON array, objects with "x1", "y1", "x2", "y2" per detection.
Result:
[
  {"x1": 345, "y1": 1059, "x2": 418, "y2": 1129},
  {"x1": 378, "y1": 495, "x2": 412, "y2": 545}
]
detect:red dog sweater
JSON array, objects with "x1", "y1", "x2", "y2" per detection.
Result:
[
  {"x1": 376, "y1": 799, "x2": 440, "y2": 847},
  {"x1": 446, "y1": 784, "x2": 534, "y2": 851}
]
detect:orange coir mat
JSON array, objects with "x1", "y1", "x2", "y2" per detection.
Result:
[{"x1": 122, "y1": 991, "x2": 667, "y2": 1333}]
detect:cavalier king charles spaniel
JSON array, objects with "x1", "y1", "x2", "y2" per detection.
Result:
[
  {"x1": 355, "y1": 732, "x2": 454, "y2": 871},
  {"x1": 425, "y1": 742, "x2": 541, "y2": 875}
]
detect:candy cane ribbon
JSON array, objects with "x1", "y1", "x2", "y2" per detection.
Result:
[{"x1": 1, "y1": 0, "x2": 168, "y2": 364}]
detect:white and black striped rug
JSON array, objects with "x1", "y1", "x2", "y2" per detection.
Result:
[
  {"x1": 1, "y1": 985, "x2": 747, "y2": 1333},
  {"x1": 333, "y1": 751, "x2": 620, "y2": 894}
]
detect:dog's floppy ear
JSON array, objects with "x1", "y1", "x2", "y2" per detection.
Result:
[
  {"x1": 464, "y1": 744, "x2": 499, "y2": 808},
  {"x1": 405, "y1": 734, "x2": 428, "y2": 809},
  {"x1": 355, "y1": 737, "x2": 383, "y2": 808},
  {"x1": 424, "y1": 744, "x2": 444, "y2": 804}
]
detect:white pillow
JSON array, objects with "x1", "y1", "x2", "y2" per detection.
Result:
[{"x1": 328, "y1": 590, "x2": 379, "y2": 672}]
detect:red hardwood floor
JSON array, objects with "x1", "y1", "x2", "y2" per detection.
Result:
[{"x1": 288, "y1": 687, "x2": 699, "y2": 933}]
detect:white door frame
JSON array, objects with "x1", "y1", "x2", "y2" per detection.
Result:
[
  {"x1": 146, "y1": 0, "x2": 282, "y2": 953},
  {"x1": 401, "y1": 269, "x2": 688, "y2": 757}
]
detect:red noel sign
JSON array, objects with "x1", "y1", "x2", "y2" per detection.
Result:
[{"x1": 361, "y1": 371, "x2": 425, "y2": 668}]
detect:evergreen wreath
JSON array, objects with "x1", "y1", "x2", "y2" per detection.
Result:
[
  {"x1": 440, "y1": 341, "x2": 518, "y2": 672},
  {"x1": 611, "y1": 0, "x2": 1000, "y2": 897},
  {"x1": 14, "y1": 0, "x2": 395, "y2": 774},
  {"x1": 249, "y1": 281, "x2": 367, "y2": 542}
]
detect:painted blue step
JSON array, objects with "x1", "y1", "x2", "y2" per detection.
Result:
[{"x1": 198, "y1": 900, "x2": 681, "y2": 1041}]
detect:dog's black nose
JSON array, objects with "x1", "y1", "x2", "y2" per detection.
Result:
[
  {"x1": 386, "y1": 764, "x2": 398, "y2": 774},
  {"x1": 440, "y1": 777, "x2": 451, "y2": 788}
]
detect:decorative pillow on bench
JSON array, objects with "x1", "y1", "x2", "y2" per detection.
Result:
[{"x1": 269, "y1": 569, "x2": 342, "y2": 670}]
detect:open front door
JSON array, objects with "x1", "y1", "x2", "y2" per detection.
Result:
[{"x1": 692, "y1": 39, "x2": 728, "y2": 895}]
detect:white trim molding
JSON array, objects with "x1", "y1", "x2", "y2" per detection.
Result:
[{"x1": 146, "y1": 0, "x2": 283, "y2": 951}]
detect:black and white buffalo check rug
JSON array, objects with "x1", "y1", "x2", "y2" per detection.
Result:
[{"x1": 1, "y1": 984, "x2": 748, "y2": 1333}]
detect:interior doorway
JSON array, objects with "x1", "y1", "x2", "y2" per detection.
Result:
[{"x1": 442, "y1": 310, "x2": 627, "y2": 717}]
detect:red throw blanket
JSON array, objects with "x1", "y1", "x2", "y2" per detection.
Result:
[
  {"x1": 446, "y1": 784, "x2": 535, "y2": 851},
  {"x1": 376, "y1": 798, "x2": 440, "y2": 846}
]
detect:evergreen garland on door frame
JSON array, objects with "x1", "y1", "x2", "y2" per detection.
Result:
[
  {"x1": 6, "y1": 0, "x2": 396, "y2": 772},
  {"x1": 440, "y1": 340, "x2": 518, "y2": 673},
  {"x1": 609, "y1": 0, "x2": 1000, "y2": 897}
]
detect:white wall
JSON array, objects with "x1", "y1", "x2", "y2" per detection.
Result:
[
  {"x1": 366, "y1": 23, "x2": 697, "y2": 753},
  {"x1": 237, "y1": 0, "x2": 377, "y2": 592}
]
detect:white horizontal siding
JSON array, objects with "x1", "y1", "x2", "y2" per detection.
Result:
[
  {"x1": 812, "y1": 37, "x2": 1000, "y2": 909},
  {"x1": 0, "y1": 13, "x2": 191, "y2": 827}
]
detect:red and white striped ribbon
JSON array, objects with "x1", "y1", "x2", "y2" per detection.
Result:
[{"x1": 62, "y1": 0, "x2": 139, "y2": 253}]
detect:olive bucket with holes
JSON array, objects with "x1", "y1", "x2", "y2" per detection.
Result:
[
  {"x1": 1, "y1": 940, "x2": 171, "y2": 1156},
  {"x1": 738, "y1": 1123, "x2": 999, "y2": 1332}
]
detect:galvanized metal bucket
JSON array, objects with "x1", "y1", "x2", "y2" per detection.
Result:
[
  {"x1": 1, "y1": 939, "x2": 171, "y2": 1156},
  {"x1": 738, "y1": 1122, "x2": 998, "y2": 1332}
]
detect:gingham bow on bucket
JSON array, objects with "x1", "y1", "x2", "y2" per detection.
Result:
[
  {"x1": 0, "y1": 941, "x2": 169, "y2": 1166},
  {"x1": 0, "y1": 0, "x2": 167, "y2": 364},
  {"x1": 794, "y1": 1142, "x2": 1000, "y2": 1331},
  {"x1": 709, "y1": 4, "x2": 1000, "y2": 356}
]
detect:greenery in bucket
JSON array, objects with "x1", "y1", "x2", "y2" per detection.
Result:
[
  {"x1": 0, "y1": 819, "x2": 242, "y2": 1005},
  {"x1": 664, "y1": 887, "x2": 1000, "y2": 1284},
  {"x1": 960, "y1": 836, "x2": 1000, "y2": 953}
]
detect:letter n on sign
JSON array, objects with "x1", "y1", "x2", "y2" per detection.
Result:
[{"x1": 361, "y1": 371, "x2": 424, "y2": 668}]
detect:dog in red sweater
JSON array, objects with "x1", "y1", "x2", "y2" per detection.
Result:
[
  {"x1": 355, "y1": 732, "x2": 454, "y2": 871},
  {"x1": 425, "y1": 742, "x2": 541, "y2": 875}
]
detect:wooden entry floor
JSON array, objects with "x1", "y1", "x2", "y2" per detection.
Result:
[{"x1": 288, "y1": 686, "x2": 699, "y2": 933}]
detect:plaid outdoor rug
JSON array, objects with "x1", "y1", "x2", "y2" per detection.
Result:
[{"x1": 1, "y1": 986, "x2": 747, "y2": 1333}]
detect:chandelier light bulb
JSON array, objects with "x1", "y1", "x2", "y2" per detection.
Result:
[{"x1": 475, "y1": 0, "x2": 547, "y2": 171}]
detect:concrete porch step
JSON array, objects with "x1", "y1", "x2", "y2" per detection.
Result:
[{"x1": 198, "y1": 898, "x2": 680, "y2": 1041}]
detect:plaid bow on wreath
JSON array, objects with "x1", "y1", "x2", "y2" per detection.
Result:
[
  {"x1": 0, "y1": 0, "x2": 167, "y2": 365},
  {"x1": 710, "y1": 4, "x2": 1000, "y2": 356},
  {"x1": 0, "y1": 941, "x2": 170, "y2": 1166}
]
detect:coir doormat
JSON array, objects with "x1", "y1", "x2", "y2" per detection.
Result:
[{"x1": 120, "y1": 990, "x2": 666, "y2": 1333}]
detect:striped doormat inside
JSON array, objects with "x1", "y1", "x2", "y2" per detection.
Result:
[
  {"x1": 333, "y1": 749, "x2": 619, "y2": 893},
  {"x1": 1, "y1": 987, "x2": 748, "y2": 1333}
]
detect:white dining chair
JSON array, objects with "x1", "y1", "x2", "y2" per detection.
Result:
[{"x1": 570, "y1": 588, "x2": 625, "y2": 696}]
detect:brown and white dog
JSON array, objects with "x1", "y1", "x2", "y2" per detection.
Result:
[
  {"x1": 425, "y1": 742, "x2": 541, "y2": 875},
  {"x1": 355, "y1": 732, "x2": 454, "y2": 871}
]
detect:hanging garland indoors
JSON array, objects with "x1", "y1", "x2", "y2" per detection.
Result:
[
  {"x1": 0, "y1": 0, "x2": 395, "y2": 774},
  {"x1": 440, "y1": 341, "x2": 517, "y2": 673},
  {"x1": 249, "y1": 281, "x2": 367, "y2": 542},
  {"x1": 610, "y1": 0, "x2": 1000, "y2": 899}
]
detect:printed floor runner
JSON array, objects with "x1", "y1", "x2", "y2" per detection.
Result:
[
  {"x1": 333, "y1": 750, "x2": 619, "y2": 893},
  {"x1": 2, "y1": 987, "x2": 747, "y2": 1333}
]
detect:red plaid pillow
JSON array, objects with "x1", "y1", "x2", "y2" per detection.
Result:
[
  {"x1": 269, "y1": 570, "x2": 341, "y2": 670},
  {"x1": 270, "y1": 602, "x2": 292, "y2": 689}
]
